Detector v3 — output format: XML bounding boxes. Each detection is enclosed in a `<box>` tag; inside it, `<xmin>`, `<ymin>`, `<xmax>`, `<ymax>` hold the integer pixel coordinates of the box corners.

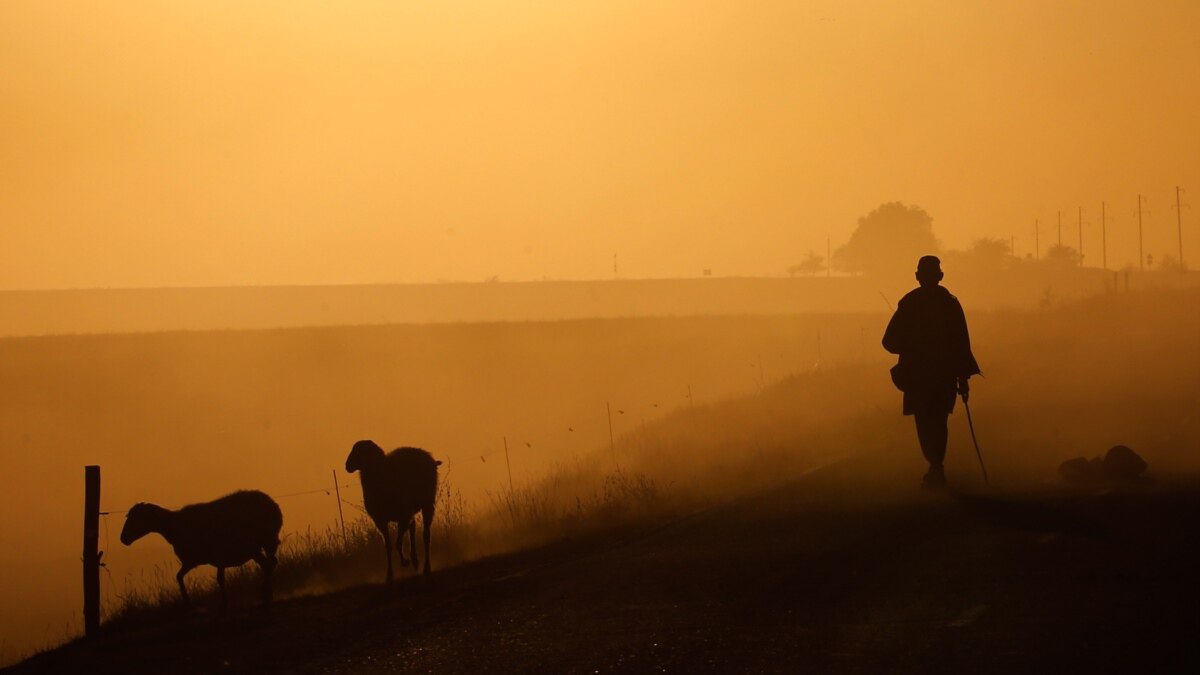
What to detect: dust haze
<box><xmin>2</xmin><ymin>0</ymin><xmax>1199</xmax><ymax>668</ymax></box>
<box><xmin>3</xmin><ymin>273</ymin><xmax>1200</xmax><ymax>660</ymax></box>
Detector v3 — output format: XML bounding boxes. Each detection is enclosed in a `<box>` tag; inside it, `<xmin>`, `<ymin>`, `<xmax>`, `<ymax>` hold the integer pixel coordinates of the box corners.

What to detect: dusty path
<box><xmin>13</xmin><ymin>458</ymin><xmax>1200</xmax><ymax>674</ymax></box>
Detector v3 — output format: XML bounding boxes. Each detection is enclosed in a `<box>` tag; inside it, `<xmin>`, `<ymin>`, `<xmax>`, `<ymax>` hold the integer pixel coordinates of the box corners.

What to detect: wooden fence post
<box><xmin>606</xmin><ymin>402</ymin><xmax>620</xmax><ymax>471</ymax></box>
<box><xmin>503</xmin><ymin>436</ymin><xmax>514</xmax><ymax>493</ymax></box>
<box><xmin>332</xmin><ymin>469</ymin><xmax>347</xmax><ymax>547</ymax></box>
<box><xmin>83</xmin><ymin>465</ymin><xmax>100</xmax><ymax>636</ymax></box>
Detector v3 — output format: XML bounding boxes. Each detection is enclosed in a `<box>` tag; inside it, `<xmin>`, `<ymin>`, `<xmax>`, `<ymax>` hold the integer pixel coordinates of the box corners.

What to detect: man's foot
<box><xmin>922</xmin><ymin>465</ymin><xmax>947</xmax><ymax>490</ymax></box>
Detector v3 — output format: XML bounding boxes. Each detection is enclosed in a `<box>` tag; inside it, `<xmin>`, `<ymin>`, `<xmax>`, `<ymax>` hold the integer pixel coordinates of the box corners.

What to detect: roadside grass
<box><xmin>100</xmin><ymin>463</ymin><xmax>677</xmax><ymax>627</ymax></box>
<box><xmin>95</xmin><ymin>360</ymin><xmax>923</xmax><ymax>628</ymax></box>
<box><xmin>98</xmin><ymin>356</ymin><xmax>883</xmax><ymax>630</ymax></box>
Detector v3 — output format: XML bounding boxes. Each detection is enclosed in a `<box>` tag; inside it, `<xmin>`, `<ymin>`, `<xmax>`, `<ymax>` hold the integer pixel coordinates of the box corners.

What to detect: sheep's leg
<box><xmin>378</xmin><ymin>521</ymin><xmax>394</xmax><ymax>584</ymax></box>
<box><xmin>396</xmin><ymin>521</ymin><xmax>411</xmax><ymax>567</ymax></box>
<box><xmin>421</xmin><ymin>505</ymin><xmax>434</xmax><ymax>577</ymax></box>
<box><xmin>216</xmin><ymin>567</ymin><xmax>227</xmax><ymax>613</ymax></box>
<box><xmin>176</xmin><ymin>565</ymin><xmax>195</xmax><ymax>609</ymax></box>
<box><xmin>256</xmin><ymin>541</ymin><xmax>278</xmax><ymax>606</ymax></box>
<box><xmin>406</xmin><ymin>518</ymin><xmax>419</xmax><ymax>571</ymax></box>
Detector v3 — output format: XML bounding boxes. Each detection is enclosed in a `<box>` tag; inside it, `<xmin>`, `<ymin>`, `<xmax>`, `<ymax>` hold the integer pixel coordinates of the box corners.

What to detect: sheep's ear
<box><xmin>435</xmin><ymin>460</ymin><xmax>443</xmax><ymax>466</ymax></box>
<box><xmin>351</xmin><ymin>439</ymin><xmax>380</xmax><ymax>454</ymax></box>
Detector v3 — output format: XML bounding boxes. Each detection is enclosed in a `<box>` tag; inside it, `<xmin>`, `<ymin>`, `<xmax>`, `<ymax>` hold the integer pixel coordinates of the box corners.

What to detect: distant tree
<box><xmin>1157</xmin><ymin>254</ymin><xmax>1187</xmax><ymax>273</ymax></box>
<box><xmin>970</xmin><ymin>237</ymin><xmax>1011</xmax><ymax>261</ymax></box>
<box><xmin>1043</xmin><ymin>244</ymin><xmax>1081</xmax><ymax>267</ymax></box>
<box><xmin>949</xmin><ymin>237</ymin><xmax>1013</xmax><ymax>272</ymax></box>
<box><xmin>834</xmin><ymin>202</ymin><xmax>938</xmax><ymax>278</ymax></box>
<box><xmin>788</xmin><ymin>250</ymin><xmax>826</xmax><ymax>277</ymax></box>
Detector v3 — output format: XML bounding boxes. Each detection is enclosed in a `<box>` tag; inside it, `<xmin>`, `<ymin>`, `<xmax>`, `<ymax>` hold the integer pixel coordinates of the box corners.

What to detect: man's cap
<box><xmin>917</xmin><ymin>255</ymin><xmax>942</xmax><ymax>274</ymax></box>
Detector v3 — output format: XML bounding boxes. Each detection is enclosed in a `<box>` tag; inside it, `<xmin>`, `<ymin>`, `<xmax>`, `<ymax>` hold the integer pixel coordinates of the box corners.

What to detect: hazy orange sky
<box><xmin>2</xmin><ymin>1</ymin><xmax>1197</xmax><ymax>289</ymax></box>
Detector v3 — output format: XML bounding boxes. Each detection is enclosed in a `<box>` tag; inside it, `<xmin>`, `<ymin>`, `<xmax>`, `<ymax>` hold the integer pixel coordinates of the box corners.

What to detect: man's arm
<box><xmin>952</xmin><ymin>299</ymin><xmax>981</xmax><ymax>378</ymax></box>
<box><xmin>952</xmin><ymin>298</ymin><xmax>979</xmax><ymax>402</ymax></box>
<box><xmin>881</xmin><ymin>303</ymin><xmax>908</xmax><ymax>355</ymax></box>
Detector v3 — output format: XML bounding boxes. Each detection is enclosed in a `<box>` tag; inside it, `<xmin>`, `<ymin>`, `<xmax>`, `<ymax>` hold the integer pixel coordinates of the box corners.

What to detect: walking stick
<box><xmin>962</xmin><ymin>396</ymin><xmax>989</xmax><ymax>484</ymax></box>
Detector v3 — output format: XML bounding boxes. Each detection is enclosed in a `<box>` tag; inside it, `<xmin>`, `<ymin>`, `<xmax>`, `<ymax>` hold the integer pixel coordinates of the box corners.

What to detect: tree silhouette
<box><xmin>834</xmin><ymin>202</ymin><xmax>938</xmax><ymax>278</ymax></box>
<box><xmin>787</xmin><ymin>250</ymin><xmax>826</xmax><ymax>277</ymax></box>
<box><xmin>1043</xmin><ymin>244</ymin><xmax>1081</xmax><ymax>267</ymax></box>
<box><xmin>969</xmin><ymin>237</ymin><xmax>1011</xmax><ymax>261</ymax></box>
<box><xmin>1157</xmin><ymin>254</ymin><xmax>1187</xmax><ymax>273</ymax></box>
<box><xmin>961</xmin><ymin>237</ymin><xmax>1012</xmax><ymax>270</ymax></box>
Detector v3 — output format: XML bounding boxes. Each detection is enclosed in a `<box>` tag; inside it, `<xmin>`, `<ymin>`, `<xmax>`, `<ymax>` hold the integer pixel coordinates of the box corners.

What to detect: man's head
<box><xmin>916</xmin><ymin>255</ymin><xmax>943</xmax><ymax>286</ymax></box>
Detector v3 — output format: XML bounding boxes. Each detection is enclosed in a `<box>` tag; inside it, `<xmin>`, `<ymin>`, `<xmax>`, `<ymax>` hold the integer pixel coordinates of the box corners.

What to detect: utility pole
<box><xmin>1078</xmin><ymin>206</ymin><xmax>1084</xmax><ymax>266</ymax></box>
<box><xmin>1101</xmin><ymin>201</ymin><xmax>1107</xmax><ymax>270</ymax></box>
<box><xmin>1035</xmin><ymin>219</ymin><xmax>1040</xmax><ymax>260</ymax></box>
<box><xmin>826</xmin><ymin>235</ymin><xmax>831</xmax><ymax>278</ymax></box>
<box><xmin>1138</xmin><ymin>194</ymin><xmax>1145</xmax><ymax>272</ymax></box>
<box><xmin>1057</xmin><ymin>210</ymin><xmax>1062</xmax><ymax>247</ymax></box>
<box><xmin>1177</xmin><ymin>185</ymin><xmax>1185</xmax><ymax>268</ymax></box>
<box><xmin>613</xmin><ymin>253</ymin><xmax>618</xmax><ymax>279</ymax></box>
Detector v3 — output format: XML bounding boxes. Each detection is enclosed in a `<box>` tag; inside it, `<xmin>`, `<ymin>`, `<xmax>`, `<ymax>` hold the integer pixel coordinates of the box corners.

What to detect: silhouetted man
<box><xmin>882</xmin><ymin>256</ymin><xmax>980</xmax><ymax>488</ymax></box>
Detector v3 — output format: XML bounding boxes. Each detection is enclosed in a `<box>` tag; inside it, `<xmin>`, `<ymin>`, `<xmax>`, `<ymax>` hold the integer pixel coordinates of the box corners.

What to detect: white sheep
<box><xmin>120</xmin><ymin>489</ymin><xmax>283</xmax><ymax>610</ymax></box>
<box><xmin>345</xmin><ymin>440</ymin><xmax>441</xmax><ymax>583</ymax></box>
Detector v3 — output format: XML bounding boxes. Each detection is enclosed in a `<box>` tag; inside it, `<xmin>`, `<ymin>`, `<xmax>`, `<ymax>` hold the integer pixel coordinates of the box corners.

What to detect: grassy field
<box><xmin>0</xmin><ymin>311</ymin><xmax>887</xmax><ymax>662</ymax></box>
<box><xmin>4</xmin><ymin>286</ymin><xmax>1200</xmax><ymax>665</ymax></box>
<box><xmin>4</xmin><ymin>266</ymin><xmax>1189</xmax><ymax>337</ymax></box>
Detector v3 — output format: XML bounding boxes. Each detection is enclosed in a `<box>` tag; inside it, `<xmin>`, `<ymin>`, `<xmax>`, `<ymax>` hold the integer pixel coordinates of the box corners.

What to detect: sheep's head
<box><xmin>120</xmin><ymin>503</ymin><xmax>164</xmax><ymax>545</ymax></box>
<box><xmin>346</xmin><ymin>439</ymin><xmax>385</xmax><ymax>473</ymax></box>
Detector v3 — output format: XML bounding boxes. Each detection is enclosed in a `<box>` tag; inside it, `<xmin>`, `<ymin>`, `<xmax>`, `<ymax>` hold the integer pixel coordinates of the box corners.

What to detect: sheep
<box><xmin>345</xmin><ymin>440</ymin><xmax>441</xmax><ymax>583</ymax></box>
<box><xmin>120</xmin><ymin>489</ymin><xmax>283</xmax><ymax>611</ymax></box>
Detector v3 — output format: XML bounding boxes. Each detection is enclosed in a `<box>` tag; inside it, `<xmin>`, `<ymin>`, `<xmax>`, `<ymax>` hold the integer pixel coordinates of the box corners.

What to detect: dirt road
<box><xmin>13</xmin><ymin>458</ymin><xmax>1200</xmax><ymax>673</ymax></box>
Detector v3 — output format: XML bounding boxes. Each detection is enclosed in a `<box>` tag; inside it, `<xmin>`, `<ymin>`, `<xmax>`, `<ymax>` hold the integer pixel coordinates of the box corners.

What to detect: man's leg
<box><xmin>914</xmin><ymin>412</ymin><xmax>949</xmax><ymax>485</ymax></box>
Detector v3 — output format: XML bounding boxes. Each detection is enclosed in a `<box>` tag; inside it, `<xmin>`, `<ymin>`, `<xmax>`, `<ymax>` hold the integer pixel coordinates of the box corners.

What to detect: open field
<box><xmin>0</xmin><ymin>311</ymin><xmax>887</xmax><ymax>660</ymax></box>
<box><xmin>5</xmin><ymin>269</ymin><xmax>1196</xmax><ymax>337</ymax></box>
<box><xmin>3</xmin><ymin>286</ymin><xmax>1200</xmax><ymax>667</ymax></box>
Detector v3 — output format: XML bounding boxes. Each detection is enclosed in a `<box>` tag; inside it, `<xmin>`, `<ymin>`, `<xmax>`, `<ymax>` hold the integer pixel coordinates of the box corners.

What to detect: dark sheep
<box><xmin>345</xmin><ymin>440</ymin><xmax>441</xmax><ymax>583</ymax></box>
<box><xmin>1059</xmin><ymin>445</ymin><xmax>1151</xmax><ymax>486</ymax></box>
<box><xmin>120</xmin><ymin>490</ymin><xmax>283</xmax><ymax>610</ymax></box>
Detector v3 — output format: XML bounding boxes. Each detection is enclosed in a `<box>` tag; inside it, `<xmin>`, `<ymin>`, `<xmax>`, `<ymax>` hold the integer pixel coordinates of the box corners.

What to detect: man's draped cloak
<box><xmin>883</xmin><ymin>285</ymin><xmax>981</xmax><ymax>416</ymax></box>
